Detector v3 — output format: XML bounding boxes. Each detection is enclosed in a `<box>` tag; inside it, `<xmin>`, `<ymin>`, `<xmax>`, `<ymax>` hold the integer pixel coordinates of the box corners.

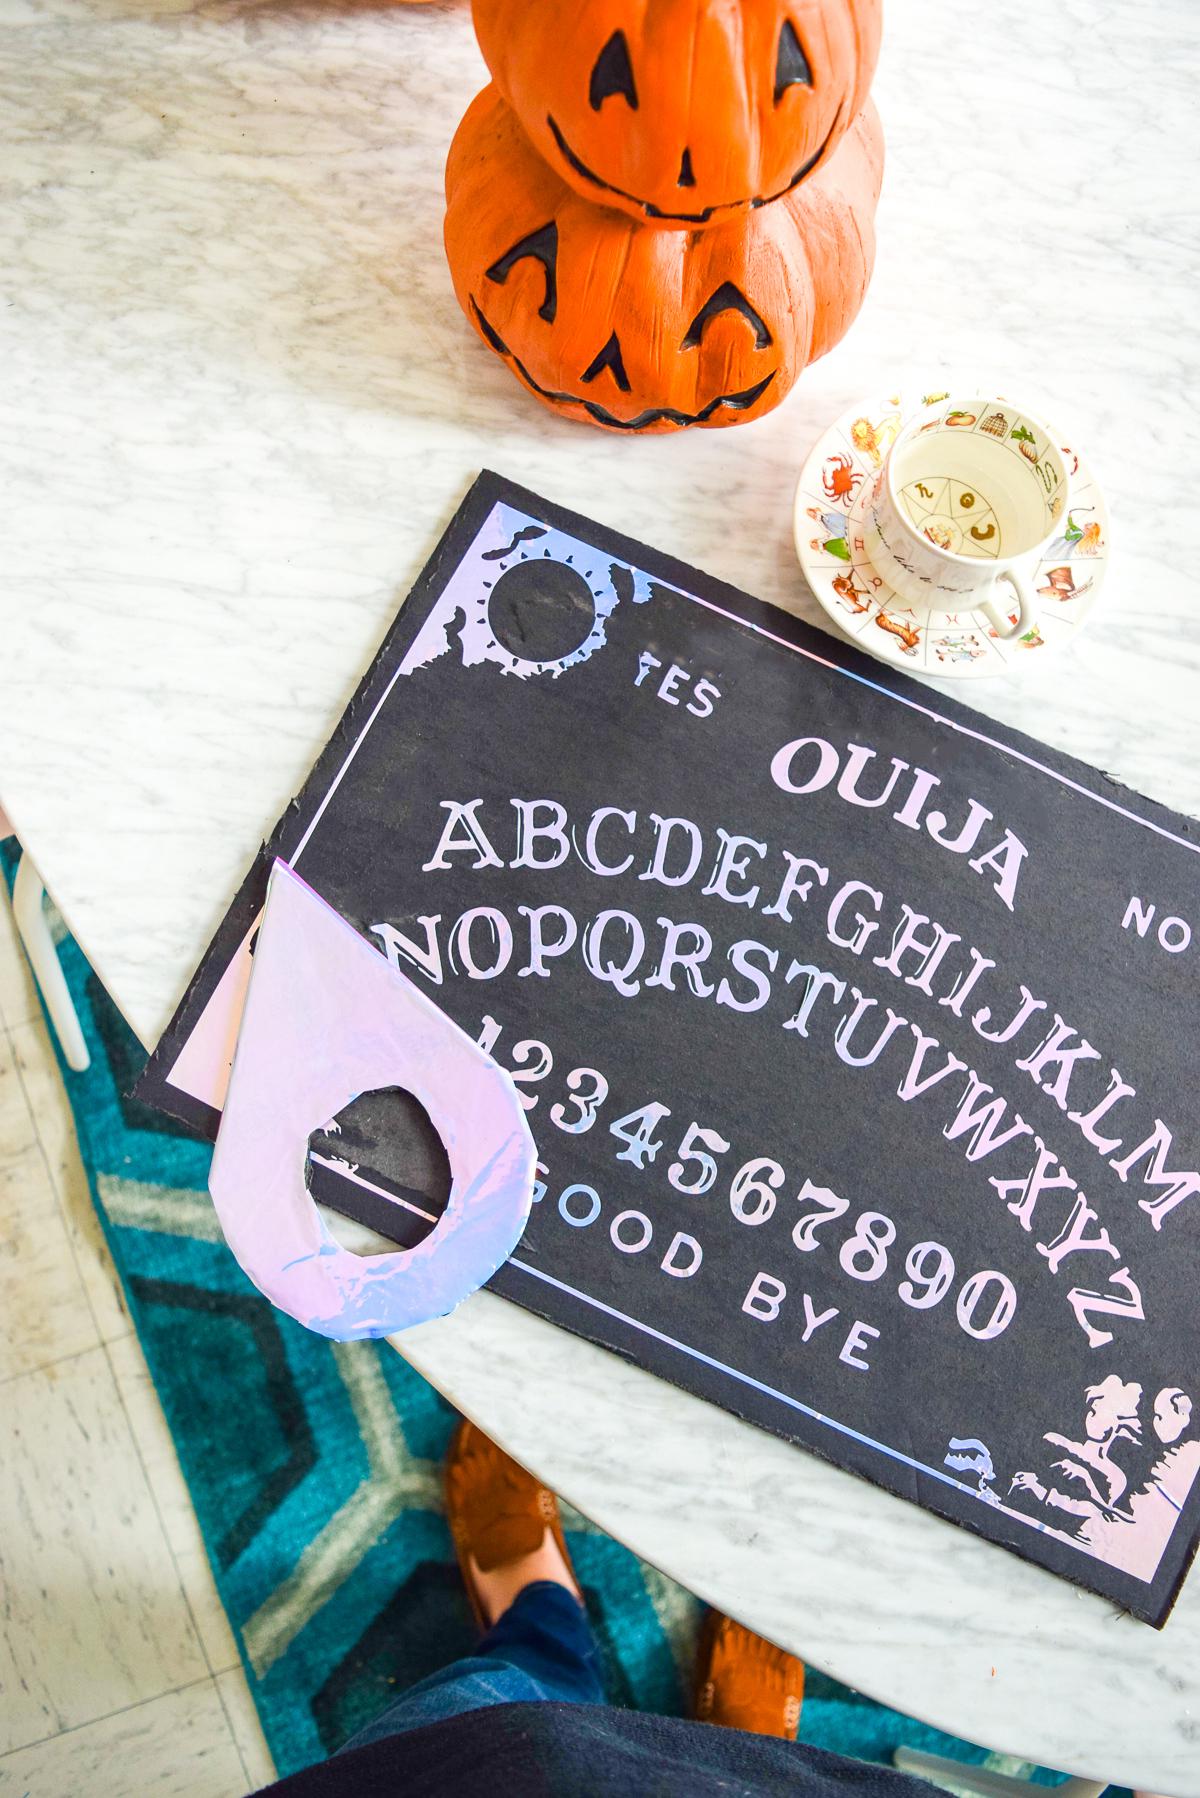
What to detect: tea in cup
<box><xmin>863</xmin><ymin>399</ymin><xmax>1069</xmax><ymax>639</ymax></box>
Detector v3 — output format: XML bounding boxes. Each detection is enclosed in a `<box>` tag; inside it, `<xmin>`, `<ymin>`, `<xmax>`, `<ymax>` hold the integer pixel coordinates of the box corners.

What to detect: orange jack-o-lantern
<box><xmin>471</xmin><ymin>0</ymin><xmax>882</xmax><ymax>227</ymax></box>
<box><xmin>444</xmin><ymin>85</ymin><xmax>883</xmax><ymax>432</ymax></box>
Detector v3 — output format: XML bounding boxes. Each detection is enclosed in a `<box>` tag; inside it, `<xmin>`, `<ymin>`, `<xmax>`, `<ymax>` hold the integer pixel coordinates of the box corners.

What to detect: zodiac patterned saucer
<box><xmin>793</xmin><ymin>387</ymin><xmax>1110</xmax><ymax>679</ymax></box>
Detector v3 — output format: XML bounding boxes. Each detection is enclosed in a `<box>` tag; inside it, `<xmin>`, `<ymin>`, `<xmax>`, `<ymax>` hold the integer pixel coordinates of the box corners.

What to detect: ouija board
<box><xmin>138</xmin><ymin>470</ymin><xmax>1200</xmax><ymax>1626</ymax></box>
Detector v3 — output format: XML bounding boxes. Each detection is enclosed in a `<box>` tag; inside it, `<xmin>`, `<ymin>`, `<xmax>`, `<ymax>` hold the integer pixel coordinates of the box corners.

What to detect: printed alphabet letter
<box><xmin>837</xmin><ymin>743</ymin><xmax>911</xmax><ymax>809</ymax></box>
<box><xmin>968</xmin><ymin>830</ymin><xmax>1029</xmax><ymax>912</ymax></box>
<box><xmin>782</xmin><ymin>964</ymin><xmax>846</xmax><ymax>1038</ymax></box>
<box><xmin>639</xmin><ymin>815</ymin><xmax>704</xmax><ymax>888</ymax></box>
<box><xmin>973</xmin><ymin>984</ymin><xmax>1047</xmax><ymax>1044</ymax></box>
<box><xmin>716</xmin><ymin>941</ymin><xmax>778</xmax><ymax>1014</ymax></box>
<box><xmin>582</xmin><ymin>910</ymin><xmax>646</xmax><ymax>997</ymax></box>
<box><xmin>826</xmin><ymin>880</ymin><xmax>884</xmax><ymax>955</ymax></box>
<box><xmin>422</xmin><ymin>799</ymin><xmax>504</xmax><ymax>871</ymax></box>
<box><xmin>770</xmin><ymin>738</ymin><xmax>840</xmax><ymax>795</ymax></box>
<box><xmin>761</xmin><ymin>852</ymin><xmax>829</xmax><ymax>923</ymax></box>
<box><xmin>939</xmin><ymin>947</ymin><xmax>997</xmax><ymax>1017</ymax></box>
<box><xmin>578</xmin><ymin>807</ymin><xmax>637</xmax><ymax>877</ymax></box>
<box><xmin>370</xmin><ymin>918</ymin><xmax>443</xmax><ymax>986</ymax></box>
<box><xmin>834</xmin><ymin>991</ymin><xmax>909</xmax><ymax>1068</ymax></box>
<box><xmin>944</xmin><ymin>1073</ymin><xmax>1034</xmax><ymax>1163</ymax></box>
<box><xmin>657</xmin><ymin>665</ymin><xmax>691</xmax><ymax>705</ymax></box>
<box><xmin>1110</xmin><ymin>1121</ymin><xmax>1200</xmax><ymax>1230</ymax></box>
<box><xmin>988</xmin><ymin>1138</ymin><xmax>1076</xmax><ymax>1230</ymax></box>
<box><xmin>743</xmin><ymin>1272</ymin><xmax>787</xmax><ymax>1321</ymax></box>
<box><xmin>925</xmin><ymin>798</ymin><xmax>993</xmax><ymax>855</ymax></box>
<box><xmin>517</xmin><ymin>905</ymin><xmax>578</xmax><ymax>977</ymax></box>
<box><xmin>1068</xmin><ymin>1068</ymin><xmax>1137</xmax><ymax>1156</ymax></box>
<box><xmin>896</xmin><ymin>1025</ymin><xmax>968</xmax><ymax>1103</ymax></box>
<box><xmin>801</xmin><ymin>1294</ymin><xmax>839</xmax><ymax>1343</ymax></box>
<box><xmin>686</xmin><ymin>680</ymin><xmax>721</xmax><ymax>718</ymax></box>
<box><xmin>510</xmin><ymin>799</ymin><xmax>571</xmax><ymax>870</ymax></box>
<box><xmin>1015</xmin><ymin>1015</ymin><xmax>1101</xmax><ymax>1110</ymax></box>
<box><xmin>449</xmin><ymin>908</ymin><xmax>514</xmax><ymax>980</ymax></box>
<box><xmin>1121</xmin><ymin>897</ymin><xmax>1155</xmax><ymax>937</ymax></box>
<box><xmin>892</xmin><ymin>767</ymin><xmax>942</xmax><ymax>831</ymax></box>
<box><xmin>1036</xmin><ymin>1192</ymin><xmax>1120</xmax><ymax>1276</ymax></box>
<box><xmin>701</xmin><ymin>829</ymin><xmax>768</xmax><ymax>907</ymax></box>
<box><xmin>1066</xmin><ymin>1269</ymin><xmax>1145</xmax><ymax>1349</ymax></box>
<box><xmin>661</xmin><ymin>1232</ymin><xmax>703</xmax><ymax>1278</ymax></box>
<box><xmin>646</xmin><ymin>919</ymin><xmax>716</xmax><ymax>998</ymax></box>
<box><xmin>839</xmin><ymin>1321</ymin><xmax>880</xmax><ymax>1370</ymax></box>
<box><xmin>872</xmin><ymin>904</ymin><xmax>962</xmax><ymax>995</ymax></box>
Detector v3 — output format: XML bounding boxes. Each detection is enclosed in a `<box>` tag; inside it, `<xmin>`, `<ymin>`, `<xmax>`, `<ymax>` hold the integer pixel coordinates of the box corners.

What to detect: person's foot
<box><xmin>445</xmin><ymin>1418</ymin><xmax>583</xmax><ymax>1628</ymax></box>
<box><xmin>694</xmin><ymin>1612</ymin><xmax>805</xmax><ymax>1740</ymax></box>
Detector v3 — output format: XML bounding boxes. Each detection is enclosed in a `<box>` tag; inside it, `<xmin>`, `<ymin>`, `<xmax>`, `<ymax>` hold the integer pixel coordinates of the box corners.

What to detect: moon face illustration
<box><xmin>400</xmin><ymin>502</ymin><xmax>668</xmax><ymax>683</ymax></box>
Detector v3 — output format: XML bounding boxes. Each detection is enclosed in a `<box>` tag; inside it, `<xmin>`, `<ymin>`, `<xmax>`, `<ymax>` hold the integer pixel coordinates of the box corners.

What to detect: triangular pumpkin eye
<box><xmin>682</xmin><ymin>282</ymin><xmax>773</xmax><ymax>351</ymax></box>
<box><xmin>774</xmin><ymin>19</ymin><xmax>813</xmax><ymax>102</ymax></box>
<box><xmin>590</xmin><ymin>31</ymin><xmax>639</xmax><ymax>111</ymax></box>
<box><xmin>485</xmin><ymin>221</ymin><xmax>559</xmax><ymax>323</ymax></box>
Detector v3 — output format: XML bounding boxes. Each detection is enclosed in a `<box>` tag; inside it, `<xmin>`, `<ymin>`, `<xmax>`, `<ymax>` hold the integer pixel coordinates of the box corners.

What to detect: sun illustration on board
<box><xmin>400</xmin><ymin>503</ymin><xmax>675</xmax><ymax>683</ymax></box>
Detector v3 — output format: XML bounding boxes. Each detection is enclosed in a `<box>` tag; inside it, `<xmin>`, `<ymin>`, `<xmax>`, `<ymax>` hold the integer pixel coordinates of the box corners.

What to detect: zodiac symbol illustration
<box><xmin>1037</xmin><ymin>565</ymin><xmax>1093</xmax><ymax>603</ymax></box>
<box><xmin>832</xmin><ymin>573</ymin><xmax>872</xmax><ymax>615</ymax></box>
<box><xmin>932</xmin><ymin>633</ymin><xmax>986</xmax><ymax>664</ymax></box>
<box><xmin>807</xmin><ymin>507</ymin><xmax>850</xmax><ymax>562</ymax></box>
<box><xmin>1011</xmin><ymin>424</ymin><xmax>1039</xmax><ymax>463</ymax></box>
<box><xmin>970</xmin><ymin>522</ymin><xmax>995</xmax><ymax>541</ymax></box>
<box><xmin>822</xmin><ymin>452</ymin><xmax>861</xmax><ymax>505</ymax></box>
<box><xmin>875</xmin><ymin>612</ymin><xmax>921</xmax><ymax>654</ymax></box>
<box><xmin>1044</xmin><ymin>512</ymin><xmax>1103</xmax><ymax>560</ymax></box>
<box><xmin>851</xmin><ymin>412</ymin><xmax>901</xmax><ymax>466</ymax></box>
<box><xmin>915</xmin><ymin>482</ymin><xmax>933</xmax><ymax>500</ymax></box>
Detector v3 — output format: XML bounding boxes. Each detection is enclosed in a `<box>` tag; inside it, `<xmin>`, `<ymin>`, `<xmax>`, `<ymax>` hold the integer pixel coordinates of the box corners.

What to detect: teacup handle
<box><xmin>981</xmin><ymin>566</ymin><xmax>1038</xmax><ymax>641</ymax></box>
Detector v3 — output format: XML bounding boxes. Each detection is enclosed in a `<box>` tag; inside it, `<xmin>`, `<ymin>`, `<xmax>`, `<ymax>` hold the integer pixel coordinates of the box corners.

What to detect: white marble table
<box><xmin>2</xmin><ymin>0</ymin><xmax>1199</xmax><ymax>1788</ymax></box>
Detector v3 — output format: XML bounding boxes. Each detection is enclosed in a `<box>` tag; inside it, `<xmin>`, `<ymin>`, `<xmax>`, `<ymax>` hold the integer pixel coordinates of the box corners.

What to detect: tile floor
<box><xmin>0</xmin><ymin>877</ymin><xmax>277</xmax><ymax>1796</ymax></box>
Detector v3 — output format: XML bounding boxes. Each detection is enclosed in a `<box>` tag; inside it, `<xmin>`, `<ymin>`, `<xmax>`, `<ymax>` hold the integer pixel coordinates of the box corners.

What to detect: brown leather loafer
<box><xmin>694</xmin><ymin>1611</ymin><xmax>805</xmax><ymax>1740</ymax></box>
<box><xmin>445</xmin><ymin>1417</ymin><xmax>578</xmax><ymax>1629</ymax></box>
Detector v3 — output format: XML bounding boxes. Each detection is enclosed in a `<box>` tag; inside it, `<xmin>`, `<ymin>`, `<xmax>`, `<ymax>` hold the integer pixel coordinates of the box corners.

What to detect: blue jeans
<box><xmin>339</xmin><ymin>1581</ymin><xmax>606</xmax><ymax>1752</ymax></box>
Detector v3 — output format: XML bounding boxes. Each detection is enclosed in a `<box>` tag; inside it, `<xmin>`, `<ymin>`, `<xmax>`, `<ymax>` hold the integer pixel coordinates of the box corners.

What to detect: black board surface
<box><xmin>138</xmin><ymin>471</ymin><xmax>1200</xmax><ymax>1626</ymax></box>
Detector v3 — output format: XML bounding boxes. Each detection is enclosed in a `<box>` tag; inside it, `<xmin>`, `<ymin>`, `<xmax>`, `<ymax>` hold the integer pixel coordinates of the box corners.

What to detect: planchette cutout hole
<box><xmin>487</xmin><ymin>557</ymin><xmax>597</xmax><ymax>663</ymax></box>
<box><xmin>307</xmin><ymin>1085</ymin><xmax>452</xmax><ymax>1258</ymax></box>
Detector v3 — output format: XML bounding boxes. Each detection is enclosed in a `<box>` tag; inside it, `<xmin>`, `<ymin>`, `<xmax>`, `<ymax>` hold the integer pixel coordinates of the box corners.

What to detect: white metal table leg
<box><xmin>894</xmin><ymin>1749</ymin><xmax>1107</xmax><ymax>1798</ymax></box>
<box><xmin>12</xmin><ymin>851</ymin><xmax>91</xmax><ymax>1071</ymax></box>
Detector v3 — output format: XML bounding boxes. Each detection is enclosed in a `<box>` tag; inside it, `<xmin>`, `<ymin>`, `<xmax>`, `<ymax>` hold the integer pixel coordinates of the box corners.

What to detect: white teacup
<box><xmin>862</xmin><ymin>397</ymin><xmax>1069</xmax><ymax>640</ymax></box>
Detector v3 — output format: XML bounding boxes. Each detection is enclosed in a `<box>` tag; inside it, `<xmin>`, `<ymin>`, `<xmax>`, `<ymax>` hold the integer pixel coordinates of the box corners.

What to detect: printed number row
<box><xmin>544</xmin><ymin>1178</ymin><xmax>1016</xmax><ymax>1342</ymax></box>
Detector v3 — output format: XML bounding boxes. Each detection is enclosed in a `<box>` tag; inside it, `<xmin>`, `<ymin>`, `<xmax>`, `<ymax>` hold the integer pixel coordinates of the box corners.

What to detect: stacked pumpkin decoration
<box><xmin>444</xmin><ymin>0</ymin><xmax>884</xmax><ymax>434</ymax></box>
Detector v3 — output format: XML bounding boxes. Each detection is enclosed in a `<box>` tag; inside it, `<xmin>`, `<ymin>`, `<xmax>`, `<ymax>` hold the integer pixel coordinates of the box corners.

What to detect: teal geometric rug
<box><xmin>2</xmin><ymin>837</ymin><xmax>1076</xmax><ymax>1786</ymax></box>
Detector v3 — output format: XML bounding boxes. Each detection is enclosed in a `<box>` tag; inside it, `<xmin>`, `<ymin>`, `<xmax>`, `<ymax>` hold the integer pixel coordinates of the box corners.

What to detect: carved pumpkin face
<box><xmin>472</xmin><ymin>0</ymin><xmax>882</xmax><ymax>227</ymax></box>
<box><xmin>444</xmin><ymin>86</ymin><xmax>883</xmax><ymax>432</ymax></box>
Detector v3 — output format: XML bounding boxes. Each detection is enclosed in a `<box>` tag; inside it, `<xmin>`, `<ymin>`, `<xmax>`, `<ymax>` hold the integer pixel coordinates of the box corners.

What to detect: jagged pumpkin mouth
<box><xmin>545</xmin><ymin>105</ymin><xmax>843</xmax><ymax>223</ymax></box>
<box><xmin>469</xmin><ymin>298</ymin><xmax>777</xmax><ymax>431</ymax></box>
